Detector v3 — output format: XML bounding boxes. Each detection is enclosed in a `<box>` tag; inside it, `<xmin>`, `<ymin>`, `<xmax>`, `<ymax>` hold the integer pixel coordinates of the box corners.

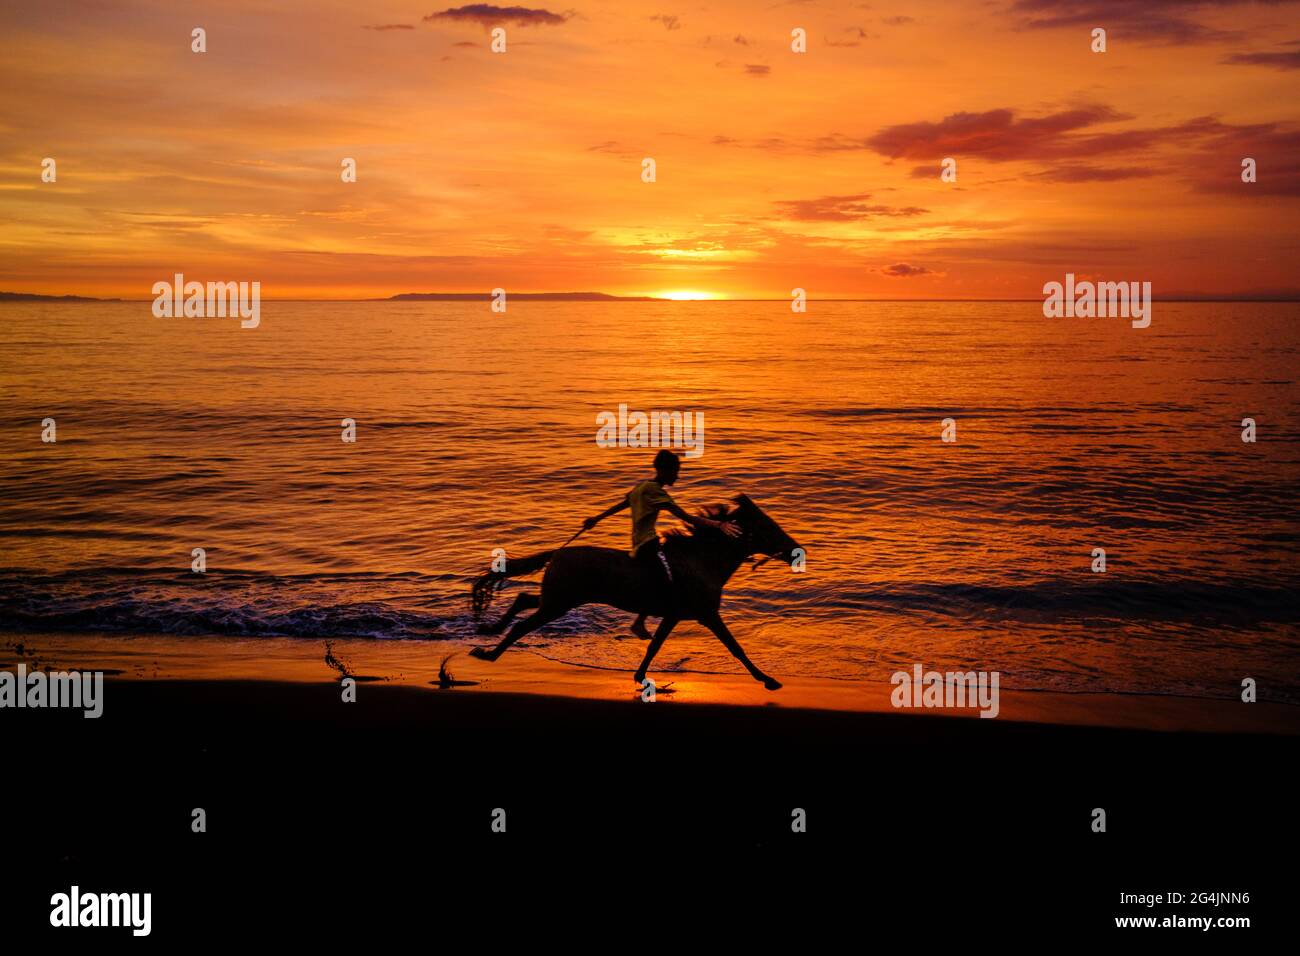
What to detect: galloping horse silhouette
<box><xmin>469</xmin><ymin>495</ymin><xmax>803</xmax><ymax>690</ymax></box>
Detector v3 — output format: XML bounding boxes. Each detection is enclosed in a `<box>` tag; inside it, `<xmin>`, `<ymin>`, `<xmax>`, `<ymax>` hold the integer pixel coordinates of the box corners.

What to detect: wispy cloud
<box><xmin>775</xmin><ymin>195</ymin><xmax>928</xmax><ymax>221</ymax></box>
<box><xmin>826</xmin><ymin>25</ymin><xmax>871</xmax><ymax>46</ymax></box>
<box><xmin>1031</xmin><ymin>164</ymin><xmax>1157</xmax><ymax>182</ymax></box>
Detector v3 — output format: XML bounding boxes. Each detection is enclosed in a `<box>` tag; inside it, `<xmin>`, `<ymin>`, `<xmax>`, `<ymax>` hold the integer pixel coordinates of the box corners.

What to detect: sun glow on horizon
<box><xmin>657</xmin><ymin>290</ymin><xmax>720</xmax><ymax>301</ymax></box>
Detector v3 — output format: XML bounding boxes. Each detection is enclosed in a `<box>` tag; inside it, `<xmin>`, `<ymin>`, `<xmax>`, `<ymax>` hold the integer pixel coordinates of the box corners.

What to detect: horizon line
<box><xmin>6</xmin><ymin>291</ymin><xmax>1300</xmax><ymax>304</ymax></box>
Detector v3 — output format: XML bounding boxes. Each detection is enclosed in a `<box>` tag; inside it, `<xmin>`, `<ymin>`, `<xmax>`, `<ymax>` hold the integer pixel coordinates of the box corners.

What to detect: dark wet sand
<box><xmin>6</xmin><ymin>635</ymin><xmax>1297</xmax><ymax>940</ymax></box>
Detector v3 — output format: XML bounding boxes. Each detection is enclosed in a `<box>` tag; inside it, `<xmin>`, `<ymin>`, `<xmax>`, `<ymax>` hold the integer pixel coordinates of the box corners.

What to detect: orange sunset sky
<box><xmin>1</xmin><ymin>0</ymin><xmax>1298</xmax><ymax>300</ymax></box>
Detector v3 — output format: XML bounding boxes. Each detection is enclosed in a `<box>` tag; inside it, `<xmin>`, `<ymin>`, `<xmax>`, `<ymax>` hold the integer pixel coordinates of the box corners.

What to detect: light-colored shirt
<box><xmin>627</xmin><ymin>480</ymin><xmax>676</xmax><ymax>555</ymax></box>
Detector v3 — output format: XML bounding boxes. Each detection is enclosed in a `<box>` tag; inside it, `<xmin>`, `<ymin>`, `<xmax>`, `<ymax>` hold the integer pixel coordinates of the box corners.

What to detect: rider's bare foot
<box><xmin>630</xmin><ymin>620</ymin><xmax>652</xmax><ymax>640</ymax></box>
<box><xmin>633</xmin><ymin>671</ymin><xmax>646</xmax><ymax>685</ymax></box>
<box><xmin>761</xmin><ymin>676</ymin><xmax>782</xmax><ymax>691</ymax></box>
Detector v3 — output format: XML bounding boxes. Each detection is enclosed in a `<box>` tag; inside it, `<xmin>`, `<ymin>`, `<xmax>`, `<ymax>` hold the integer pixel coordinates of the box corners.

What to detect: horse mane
<box><xmin>662</xmin><ymin>497</ymin><xmax>744</xmax><ymax>543</ymax></box>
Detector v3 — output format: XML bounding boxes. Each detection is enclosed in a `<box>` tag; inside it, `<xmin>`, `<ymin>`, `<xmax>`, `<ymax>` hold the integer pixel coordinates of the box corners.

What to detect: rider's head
<box><xmin>653</xmin><ymin>449</ymin><xmax>681</xmax><ymax>485</ymax></box>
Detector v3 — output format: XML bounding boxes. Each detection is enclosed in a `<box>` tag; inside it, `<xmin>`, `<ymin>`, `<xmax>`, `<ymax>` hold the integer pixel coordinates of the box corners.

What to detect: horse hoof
<box><xmin>762</xmin><ymin>677</ymin><xmax>782</xmax><ymax>691</ymax></box>
<box><xmin>468</xmin><ymin>647</ymin><xmax>492</xmax><ymax>661</ymax></box>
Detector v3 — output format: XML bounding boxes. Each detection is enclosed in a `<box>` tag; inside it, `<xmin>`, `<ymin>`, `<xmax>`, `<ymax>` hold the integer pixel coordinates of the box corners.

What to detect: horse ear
<box><xmin>735</xmin><ymin>494</ymin><xmax>755</xmax><ymax>510</ymax></box>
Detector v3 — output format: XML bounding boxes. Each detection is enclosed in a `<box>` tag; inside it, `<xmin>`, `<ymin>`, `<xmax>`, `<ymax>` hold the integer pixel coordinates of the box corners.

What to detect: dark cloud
<box><xmin>650</xmin><ymin>14</ymin><xmax>681</xmax><ymax>30</ymax></box>
<box><xmin>882</xmin><ymin>263</ymin><xmax>934</xmax><ymax>277</ymax></box>
<box><xmin>1006</xmin><ymin>0</ymin><xmax>1300</xmax><ymax>45</ymax></box>
<box><xmin>881</xmin><ymin>16</ymin><xmax>915</xmax><ymax>25</ymax></box>
<box><xmin>363</xmin><ymin>24</ymin><xmax>416</xmax><ymax>31</ymax></box>
<box><xmin>744</xmin><ymin>64</ymin><xmax>772</xmax><ymax>76</ymax></box>
<box><xmin>1185</xmin><ymin>120</ymin><xmax>1300</xmax><ymax>196</ymax></box>
<box><xmin>702</xmin><ymin>110</ymin><xmax>1298</xmax><ymax>199</ymax></box>
<box><xmin>1224</xmin><ymin>45</ymin><xmax>1300</xmax><ymax>68</ymax></box>
<box><xmin>864</xmin><ymin>106</ymin><xmax>1163</xmax><ymax>161</ymax></box>
<box><xmin>879</xmin><ymin>109</ymin><xmax>1299</xmax><ymax>195</ymax></box>
<box><xmin>775</xmin><ymin>194</ymin><xmax>928</xmax><ymax>221</ymax></box>
<box><xmin>425</xmin><ymin>5</ymin><xmax>571</xmax><ymax>28</ymax></box>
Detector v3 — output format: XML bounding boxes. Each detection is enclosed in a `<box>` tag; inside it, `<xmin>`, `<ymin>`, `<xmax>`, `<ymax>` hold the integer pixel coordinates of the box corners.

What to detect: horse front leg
<box><xmin>701</xmin><ymin>613</ymin><xmax>782</xmax><ymax>690</ymax></box>
<box><xmin>633</xmin><ymin>616</ymin><xmax>678</xmax><ymax>685</ymax></box>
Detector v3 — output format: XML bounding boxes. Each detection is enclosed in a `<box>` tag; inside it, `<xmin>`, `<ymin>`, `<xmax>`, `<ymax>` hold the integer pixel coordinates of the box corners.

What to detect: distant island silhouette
<box><xmin>0</xmin><ymin>291</ymin><xmax>122</xmax><ymax>302</ymax></box>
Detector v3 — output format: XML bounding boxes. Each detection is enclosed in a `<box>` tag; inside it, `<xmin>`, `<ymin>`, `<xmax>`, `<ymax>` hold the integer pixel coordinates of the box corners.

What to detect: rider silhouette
<box><xmin>583</xmin><ymin>449</ymin><xmax>740</xmax><ymax>635</ymax></box>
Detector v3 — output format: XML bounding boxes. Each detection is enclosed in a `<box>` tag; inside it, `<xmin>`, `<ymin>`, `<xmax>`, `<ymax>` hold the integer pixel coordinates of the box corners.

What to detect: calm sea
<box><xmin>2</xmin><ymin>300</ymin><xmax>1298</xmax><ymax>701</ymax></box>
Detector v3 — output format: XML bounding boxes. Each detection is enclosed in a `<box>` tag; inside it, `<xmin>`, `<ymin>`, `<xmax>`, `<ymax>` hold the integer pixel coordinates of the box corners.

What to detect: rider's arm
<box><xmin>665</xmin><ymin>502</ymin><xmax>741</xmax><ymax>537</ymax></box>
<box><xmin>584</xmin><ymin>495</ymin><xmax>630</xmax><ymax>529</ymax></box>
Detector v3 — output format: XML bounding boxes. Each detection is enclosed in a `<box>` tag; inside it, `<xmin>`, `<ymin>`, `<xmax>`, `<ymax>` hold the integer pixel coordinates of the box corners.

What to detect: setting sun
<box><xmin>658</xmin><ymin>290</ymin><xmax>720</xmax><ymax>301</ymax></box>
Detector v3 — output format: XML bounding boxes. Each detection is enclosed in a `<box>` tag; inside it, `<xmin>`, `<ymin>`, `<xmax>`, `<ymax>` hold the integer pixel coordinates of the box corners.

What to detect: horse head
<box><xmin>731</xmin><ymin>494</ymin><xmax>803</xmax><ymax>566</ymax></box>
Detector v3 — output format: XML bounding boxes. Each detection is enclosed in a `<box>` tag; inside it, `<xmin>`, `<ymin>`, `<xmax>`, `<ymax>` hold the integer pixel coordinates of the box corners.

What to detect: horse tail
<box><xmin>470</xmin><ymin>549</ymin><xmax>556</xmax><ymax>620</ymax></box>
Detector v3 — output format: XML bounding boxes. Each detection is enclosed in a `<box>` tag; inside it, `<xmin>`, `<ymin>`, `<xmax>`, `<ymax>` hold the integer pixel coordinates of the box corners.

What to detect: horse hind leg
<box><xmin>477</xmin><ymin>591</ymin><xmax>540</xmax><ymax>635</ymax></box>
<box><xmin>470</xmin><ymin>601</ymin><xmax>570</xmax><ymax>661</ymax></box>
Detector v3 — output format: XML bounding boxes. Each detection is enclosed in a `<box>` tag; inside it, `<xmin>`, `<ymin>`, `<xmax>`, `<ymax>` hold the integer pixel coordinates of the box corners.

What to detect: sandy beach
<box><xmin>8</xmin><ymin>632</ymin><xmax>1296</xmax><ymax>940</ymax></box>
<box><xmin>7</xmin><ymin>631</ymin><xmax>1298</xmax><ymax>736</ymax></box>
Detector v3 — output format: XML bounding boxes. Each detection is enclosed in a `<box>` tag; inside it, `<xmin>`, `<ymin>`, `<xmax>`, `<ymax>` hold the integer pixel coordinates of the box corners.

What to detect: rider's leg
<box><xmin>631</xmin><ymin>541</ymin><xmax>672</xmax><ymax>636</ymax></box>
